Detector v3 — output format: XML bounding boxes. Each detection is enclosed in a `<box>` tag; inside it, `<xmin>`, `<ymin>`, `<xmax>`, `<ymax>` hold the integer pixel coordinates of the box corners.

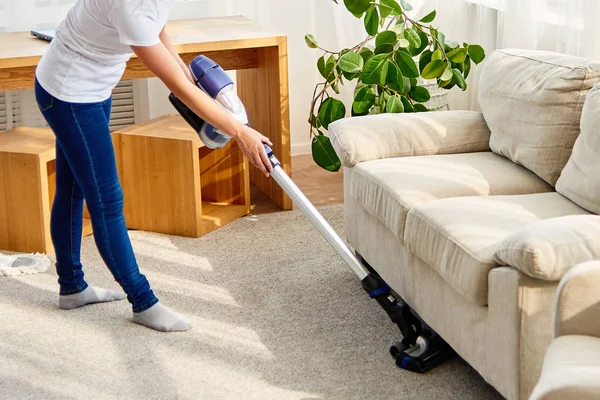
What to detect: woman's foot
<box><xmin>132</xmin><ymin>302</ymin><xmax>192</xmax><ymax>332</ymax></box>
<box><xmin>59</xmin><ymin>286</ymin><xmax>126</xmax><ymax>310</ymax></box>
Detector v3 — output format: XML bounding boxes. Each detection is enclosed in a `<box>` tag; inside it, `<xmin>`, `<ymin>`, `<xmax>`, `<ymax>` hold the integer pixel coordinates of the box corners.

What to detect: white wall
<box><xmin>146</xmin><ymin>0</ymin><xmax>364</xmax><ymax>155</ymax></box>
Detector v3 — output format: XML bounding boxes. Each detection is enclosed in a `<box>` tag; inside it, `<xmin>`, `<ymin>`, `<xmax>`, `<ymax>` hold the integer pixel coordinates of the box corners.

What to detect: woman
<box><xmin>35</xmin><ymin>0</ymin><xmax>274</xmax><ymax>332</ymax></box>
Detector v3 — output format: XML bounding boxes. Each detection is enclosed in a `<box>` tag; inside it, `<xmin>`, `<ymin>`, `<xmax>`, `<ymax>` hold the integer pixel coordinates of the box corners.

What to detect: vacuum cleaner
<box><xmin>169</xmin><ymin>55</ymin><xmax>455</xmax><ymax>373</ymax></box>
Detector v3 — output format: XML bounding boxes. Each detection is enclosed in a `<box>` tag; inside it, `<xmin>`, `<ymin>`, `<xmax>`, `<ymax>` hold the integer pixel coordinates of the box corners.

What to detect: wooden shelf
<box><xmin>113</xmin><ymin>115</ymin><xmax>251</xmax><ymax>238</ymax></box>
<box><xmin>201</xmin><ymin>203</ymin><xmax>250</xmax><ymax>234</ymax></box>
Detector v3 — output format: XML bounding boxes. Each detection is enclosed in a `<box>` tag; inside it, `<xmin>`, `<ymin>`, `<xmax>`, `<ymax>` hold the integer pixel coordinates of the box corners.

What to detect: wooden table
<box><xmin>0</xmin><ymin>16</ymin><xmax>292</xmax><ymax>211</ymax></box>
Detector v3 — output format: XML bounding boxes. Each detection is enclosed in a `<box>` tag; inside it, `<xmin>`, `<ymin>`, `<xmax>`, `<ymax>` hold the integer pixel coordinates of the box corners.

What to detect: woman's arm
<box><xmin>130</xmin><ymin>42</ymin><xmax>274</xmax><ymax>177</ymax></box>
<box><xmin>159</xmin><ymin>28</ymin><xmax>195</xmax><ymax>84</ymax></box>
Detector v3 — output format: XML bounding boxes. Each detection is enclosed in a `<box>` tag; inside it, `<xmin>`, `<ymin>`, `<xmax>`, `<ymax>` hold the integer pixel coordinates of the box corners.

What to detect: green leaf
<box><xmin>318</xmin><ymin>98</ymin><xmax>346</xmax><ymax>129</ymax></box>
<box><xmin>332</xmin><ymin>81</ymin><xmax>341</xmax><ymax>94</ymax></box>
<box><xmin>375</xmin><ymin>44</ymin><xmax>394</xmax><ymax>55</ymax></box>
<box><xmin>395</xmin><ymin>51</ymin><xmax>419</xmax><ymax>78</ymax></box>
<box><xmin>440</xmin><ymin>65</ymin><xmax>454</xmax><ymax>81</ymax></box>
<box><xmin>387</xmin><ymin>61</ymin><xmax>401</xmax><ymax>83</ymax></box>
<box><xmin>312</xmin><ymin>135</ymin><xmax>341</xmax><ymax>172</ymax></box>
<box><xmin>400</xmin><ymin>0</ymin><xmax>413</xmax><ymax>11</ymax></box>
<box><xmin>377</xmin><ymin>95</ymin><xmax>386</xmax><ymax>111</ymax></box>
<box><xmin>447</xmin><ymin>47</ymin><xmax>468</xmax><ymax>63</ymax></box>
<box><xmin>402</xmin><ymin>76</ymin><xmax>411</xmax><ymax>95</ymax></box>
<box><xmin>440</xmin><ymin>78</ymin><xmax>453</xmax><ymax>88</ymax></box>
<box><xmin>361</xmin><ymin>53</ymin><xmax>389</xmax><ymax>84</ymax></box>
<box><xmin>387</xmin><ymin>63</ymin><xmax>404</xmax><ymax>93</ymax></box>
<box><xmin>379</xmin><ymin>61</ymin><xmax>390</xmax><ymax>86</ymax></box>
<box><xmin>397</xmin><ymin>38</ymin><xmax>410</xmax><ymax>48</ymax></box>
<box><xmin>410</xmin><ymin>29</ymin><xmax>429</xmax><ymax>56</ymax></box>
<box><xmin>317</xmin><ymin>56</ymin><xmax>326</xmax><ymax>79</ymax></box>
<box><xmin>305</xmin><ymin>34</ymin><xmax>319</xmax><ymax>49</ymax></box>
<box><xmin>432</xmin><ymin>49</ymin><xmax>443</xmax><ymax>60</ymax></box>
<box><xmin>437</xmin><ymin>31</ymin><xmax>446</xmax><ymax>50</ymax></box>
<box><xmin>414</xmin><ymin>103</ymin><xmax>429</xmax><ymax>112</ymax></box>
<box><xmin>422</xmin><ymin>59</ymin><xmax>446</xmax><ymax>79</ymax></box>
<box><xmin>468</xmin><ymin>44</ymin><xmax>486</xmax><ymax>64</ymax></box>
<box><xmin>339</xmin><ymin>52</ymin><xmax>364</xmax><ymax>73</ymax></box>
<box><xmin>386</xmin><ymin>95</ymin><xmax>405</xmax><ymax>113</ymax></box>
<box><xmin>410</xmin><ymin>86</ymin><xmax>431</xmax><ymax>102</ymax></box>
<box><xmin>360</xmin><ymin>48</ymin><xmax>374</xmax><ymax>63</ymax></box>
<box><xmin>401</xmin><ymin>96</ymin><xmax>414</xmax><ymax>112</ymax></box>
<box><xmin>376</xmin><ymin>30</ymin><xmax>398</xmax><ymax>47</ymax></box>
<box><xmin>364</xmin><ymin>6</ymin><xmax>380</xmax><ymax>36</ymax></box>
<box><xmin>343</xmin><ymin>71</ymin><xmax>358</xmax><ymax>80</ymax></box>
<box><xmin>464</xmin><ymin>55</ymin><xmax>472</xmax><ymax>79</ymax></box>
<box><xmin>404</xmin><ymin>28</ymin><xmax>421</xmax><ymax>49</ymax></box>
<box><xmin>368</xmin><ymin>106</ymin><xmax>382</xmax><ymax>115</ymax></box>
<box><xmin>324</xmin><ymin>55</ymin><xmax>336</xmax><ymax>81</ymax></box>
<box><xmin>419</xmin><ymin>10</ymin><xmax>436</xmax><ymax>23</ymax></box>
<box><xmin>343</xmin><ymin>0</ymin><xmax>371</xmax><ymax>15</ymax></box>
<box><xmin>419</xmin><ymin>50</ymin><xmax>433</xmax><ymax>73</ymax></box>
<box><xmin>453</xmin><ymin>68</ymin><xmax>467</xmax><ymax>90</ymax></box>
<box><xmin>380</xmin><ymin>0</ymin><xmax>403</xmax><ymax>16</ymax></box>
<box><xmin>391</xmin><ymin>22</ymin><xmax>405</xmax><ymax>35</ymax></box>
<box><xmin>353</xmin><ymin>86</ymin><xmax>376</xmax><ymax>114</ymax></box>
<box><xmin>309</xmin><ymin>113</ymin><xmax>321</xmax><ymax>128</ymax></box>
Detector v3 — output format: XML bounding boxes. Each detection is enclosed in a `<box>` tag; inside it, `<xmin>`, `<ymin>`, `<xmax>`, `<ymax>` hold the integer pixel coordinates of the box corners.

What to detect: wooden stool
<box><xmin>0</xmin><ymin>127</ymin><xmax>93</xmax><ymax>254</ymax></box>
<box><xmin>112</xmin><ymin>115</ymin><xmax>251</xmax><ymax>237</ymax></box>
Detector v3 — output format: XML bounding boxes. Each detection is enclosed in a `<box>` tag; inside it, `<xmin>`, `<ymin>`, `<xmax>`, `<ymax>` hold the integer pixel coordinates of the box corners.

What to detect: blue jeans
<box><xmin>35</xmin><ymin>78</ymin><xmax>159</xmax><ymax>313</ymax></box>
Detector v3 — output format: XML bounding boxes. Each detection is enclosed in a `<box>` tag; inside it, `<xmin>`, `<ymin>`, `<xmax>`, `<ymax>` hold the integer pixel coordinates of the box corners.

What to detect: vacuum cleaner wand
<box><xmin>169</xmin><ymin>55</ymin><xmax>455</xmax><ymax>373</ymax></box>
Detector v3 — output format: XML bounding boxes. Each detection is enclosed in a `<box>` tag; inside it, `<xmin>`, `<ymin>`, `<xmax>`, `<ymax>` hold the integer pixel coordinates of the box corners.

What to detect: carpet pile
<box><xmin>0</xmin><ymin>205</ymin><xmax>502</xmax><ymax>399</ymax></box>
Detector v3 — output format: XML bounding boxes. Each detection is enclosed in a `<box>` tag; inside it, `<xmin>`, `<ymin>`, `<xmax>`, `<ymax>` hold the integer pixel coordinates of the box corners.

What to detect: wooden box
<box><xmin>0</xmin><ymin>127</ymin><xmax>92</xmax><ymax>253</ymax></box>
<box><xmin>112</xmin><ymin>115</ymin><xmax>251</xmax><ymax>237</ymax></box>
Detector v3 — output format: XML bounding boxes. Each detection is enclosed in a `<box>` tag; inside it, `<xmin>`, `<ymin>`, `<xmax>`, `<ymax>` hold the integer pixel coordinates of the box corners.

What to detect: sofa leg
<box><xmin>357</xmin><ymin>252</ymin><xmax>456</xmax><ymax>373</ymax></box>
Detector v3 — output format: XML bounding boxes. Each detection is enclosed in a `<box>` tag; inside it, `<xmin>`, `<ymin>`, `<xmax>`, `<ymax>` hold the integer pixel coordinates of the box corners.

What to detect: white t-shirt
<box><xmin>36</xmin><ymin>0</ymin><xmax>175</xmax><ymax>103</ymax></box>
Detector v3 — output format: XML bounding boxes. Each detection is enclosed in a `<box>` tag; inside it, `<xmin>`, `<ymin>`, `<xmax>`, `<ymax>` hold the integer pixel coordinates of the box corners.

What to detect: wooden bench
<box><xmin>0</xmin><ymin>127</ymin><xmax>93</xmax><ymax>253</ymax></box>
<box><xmin>112</xmin><ymin>114</ymin><xmax>251</xmax><ymax>237</ymax></box>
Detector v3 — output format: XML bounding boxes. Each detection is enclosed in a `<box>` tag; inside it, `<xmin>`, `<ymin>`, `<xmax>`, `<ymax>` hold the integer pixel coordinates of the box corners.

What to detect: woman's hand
<box><xmin>234</xmin><ymin>126</ymin><xmax>274</xmax><ymax>177</ymax></box>
<box><xmin>130</xmin><ymin>41</ymin><xmax>275</xmax><ymax>177</ymax></box>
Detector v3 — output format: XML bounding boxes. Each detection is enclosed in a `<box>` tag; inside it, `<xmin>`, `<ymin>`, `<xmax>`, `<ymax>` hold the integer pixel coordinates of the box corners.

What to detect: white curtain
<box><xmin>422</xmin><ymin>0</ymin><xmax>600</xmax><ymax>110</ymax></box>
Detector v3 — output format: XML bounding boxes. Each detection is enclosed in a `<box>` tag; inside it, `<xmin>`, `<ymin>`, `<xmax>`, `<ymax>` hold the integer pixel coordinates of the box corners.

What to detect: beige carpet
<box><xmin>0</xmin><ymin>205</ymin><xmax>502</xmax><ymax>400</ymax></box>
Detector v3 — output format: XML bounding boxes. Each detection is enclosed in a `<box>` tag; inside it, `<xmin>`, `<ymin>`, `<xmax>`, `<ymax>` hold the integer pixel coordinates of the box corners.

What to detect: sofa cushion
<box><xmin>329</xmin><ymin>110</ymin><xmax>491</xmax><ymax>168</ymax></box>
<box><xmin>346</xmin><ymin>151</ymin><xmax>553</xmax><ymax>242</ymax></box>
<box><xmin>494</xmin><ymin>216</ymin><xmax>600</xmax><ymax>281</ymax></box>
<box><xmin>530</xmin><ymin>335</ymin><xmax>600</xmax><ymax>400</ymax></box>
<box><xmin>404</xmin><ymin>193</ymin><xmax>591</xmax><ymax>305</ymax></box>
<box><xmin>556</xmin><ymin>84</ymin><xmax>600</xmax><ymax>214</ymax></box>
<box><xmin>479</xmin><ymin>49</ymin><xmax>600</xmax><ymax>186</ymax></box>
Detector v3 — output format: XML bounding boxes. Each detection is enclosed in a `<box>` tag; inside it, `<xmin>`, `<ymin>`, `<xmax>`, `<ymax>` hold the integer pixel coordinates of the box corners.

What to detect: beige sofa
<box><xmin>328</xmin><ymin>49</ymin><xmax>600</xmax><ymax>399</ymax></box>
<box><xmin>530</xmin><ymin>261</ymin><xmax>600</xmax><ymax>400</ymax></box>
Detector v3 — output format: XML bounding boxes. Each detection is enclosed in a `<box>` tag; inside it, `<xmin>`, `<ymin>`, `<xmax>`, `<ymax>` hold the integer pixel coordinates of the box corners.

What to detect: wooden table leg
<box><xmin>237</xmin><ymin>38</ymin><xmax>293</xmax><ymax>211</ymax></box>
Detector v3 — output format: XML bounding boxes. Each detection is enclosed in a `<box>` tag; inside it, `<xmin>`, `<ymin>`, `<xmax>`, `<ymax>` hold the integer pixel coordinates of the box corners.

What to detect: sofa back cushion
<box><xmin>556</xmin><ymin>84</ymin><xmax>600</xmax><ymax>214</ymax></box>
<box><xmin>478</xmin><ymin>49</ymin><xmax>600</xmax><ymax>186</ymax></box>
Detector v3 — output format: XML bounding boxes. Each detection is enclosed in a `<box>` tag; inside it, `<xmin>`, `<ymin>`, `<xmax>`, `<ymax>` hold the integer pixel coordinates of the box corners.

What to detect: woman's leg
<box><xmin>35</xmin><ymin>79</ymin><xmax>190</xmax><ymax>331</ymax></box>
<box><xmin>51</xmin><ymin>142</ymin><xmax>127</xmax><ymax>309</ymax></box>
<box><xmin>50</xmin><ymin>142</ymin><xmax>87</xmax><ymax>295</ymax></box>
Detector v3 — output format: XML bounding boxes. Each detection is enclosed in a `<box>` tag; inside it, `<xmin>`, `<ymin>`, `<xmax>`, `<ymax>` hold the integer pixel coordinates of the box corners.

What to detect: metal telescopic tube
<box><xmin>270</xmin><ymin>165</ymin><xmax>370</xmax><ymax>280</ymax></box>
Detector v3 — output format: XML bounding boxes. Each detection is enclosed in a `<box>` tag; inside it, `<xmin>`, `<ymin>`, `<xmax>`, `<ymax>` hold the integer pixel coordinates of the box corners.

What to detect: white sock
<box><xmin>59</xmin><ymin>286</ymin><xmax>126</xmax><ymax>310</ymax></box>
<box><xmin>132</xmin><ymin>302</ymin><xmax>192</xmax><ymax>332</ymax></box>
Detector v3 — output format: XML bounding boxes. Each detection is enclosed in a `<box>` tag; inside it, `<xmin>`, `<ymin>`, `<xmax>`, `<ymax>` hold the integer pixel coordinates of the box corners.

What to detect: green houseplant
<box><xmin>305</xmin><ymin>0</ymin><xmax>486</xmax><ymax>172</ymax></box>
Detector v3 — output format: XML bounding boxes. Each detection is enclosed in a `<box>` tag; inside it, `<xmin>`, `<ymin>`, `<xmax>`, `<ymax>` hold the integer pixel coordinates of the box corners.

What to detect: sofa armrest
<box><xmin>494</xmin><ymin>215</ymin><xmax>600</xmax><ymax>282</ymax></box>
<box><xmin>328</xmin><ymin>110</ymin><xmax>491</xmax><ymax>168</ymax></box>
<box><xmin>553</xmin><ymin>261</ymin><xmax>600</xmax><ymax>338</ymax></box>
